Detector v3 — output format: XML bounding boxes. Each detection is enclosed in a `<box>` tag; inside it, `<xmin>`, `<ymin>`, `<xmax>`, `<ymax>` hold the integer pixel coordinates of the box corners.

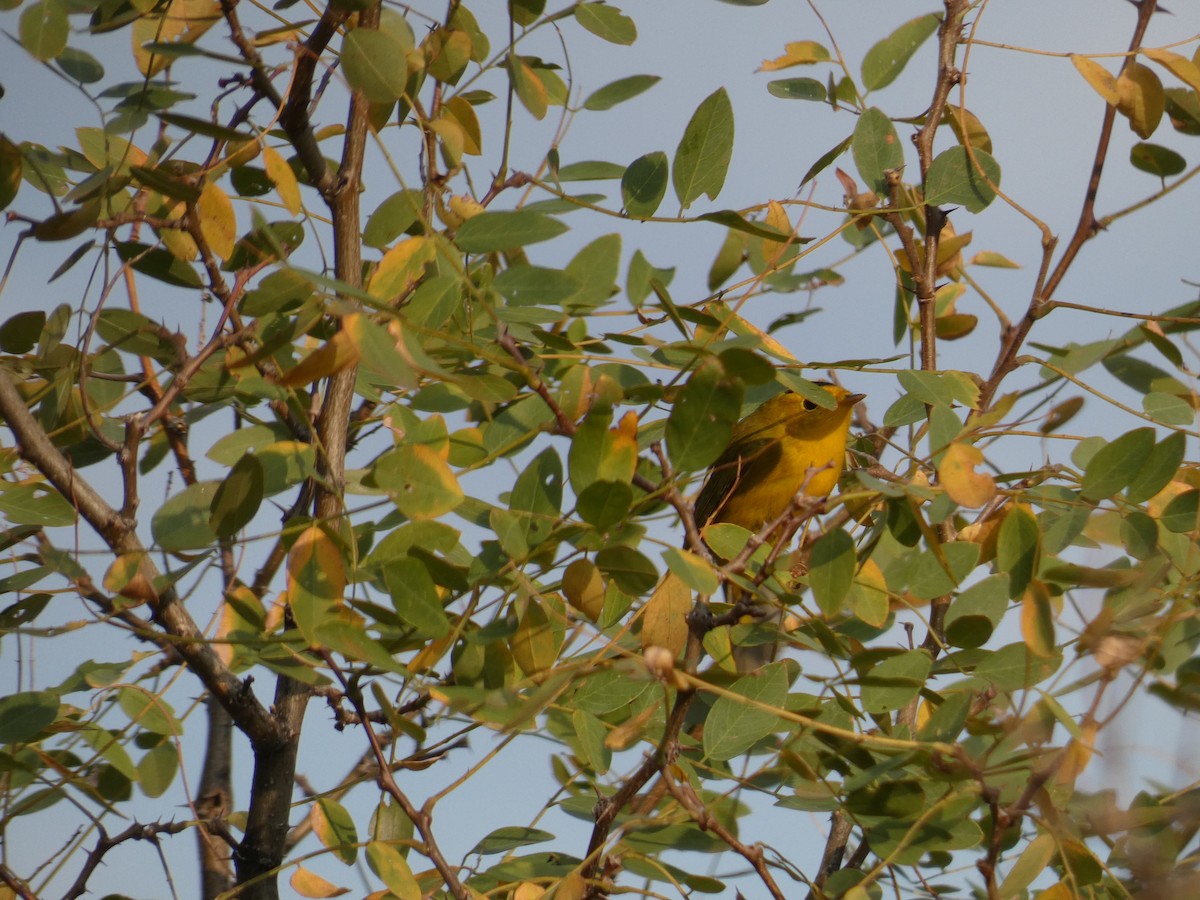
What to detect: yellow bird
<box><xmin>693</xmin><ymin>382</ymin><xmax>864</xmax><ymax>547</ymax></box>
<box><xmin>690</xmin><ymin>382</ymin><xmax>862</xmax><ymax>669</ymax></box>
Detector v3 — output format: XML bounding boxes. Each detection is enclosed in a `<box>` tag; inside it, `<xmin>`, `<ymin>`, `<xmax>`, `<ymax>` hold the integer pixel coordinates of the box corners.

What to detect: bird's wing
<box><xmin>692</xmin><ymin>437</ymin><xmax>773</xmax><ymax>531</ymax></box>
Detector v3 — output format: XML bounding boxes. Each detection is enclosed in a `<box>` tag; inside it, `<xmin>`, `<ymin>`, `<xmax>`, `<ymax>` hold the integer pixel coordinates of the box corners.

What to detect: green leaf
<box><xmin>673</xmin><ymin>88</ymin><xmax>735</xmax><ymax>208</ymax></box>
<box><xmin>137</xmin><ymin>743</ymin><xmax>178</xmax><ymax>798</ymax></box>
<box><xmin>341</xmin><ymin>28</ymin><xmax>411</xmax><ymax>101</ymax></box>
<box><xmin>861</xmin><ymin>13</ymin><xmax>940</xmax><ymax>91</ymax></box>
<box><xmin>0</xmin><ymin>690</ymin><xmax>58</xmax><ymax>744</ymax></box>
<box><xmin>621</xmin><ymin>151</ymin><xmax>668</xmax><ymax>218</ymax></box>
<box><xmin>56</xmin><ymin>46</ymin><xmax>105</xmax><ymax>84</ymax></box>
<box><xmin>1080</xmin><ymin>427</ymin><xmax>1155</xmax><ymax>501</ymax></box>
<box><xmin>455</xmin><ymin>210</ymin><xmax>567</xmax><ymax>252</ymax></box>
<box><xmin>314</xmin><ymin>797</ymin><xmax>359</xmax><ymax>865</ymax></box>
<box><xmin>924</xmin><ymin>147</ymin><xmax>1001</xmax><ymax>213</ymax></box>
<box><xmin>0</xmin><ymin>483</ymin><xmax>77</xmax><ymax>527</ymax></box>
<box><xmin>997</xmin><ymin>506</ymin><xmax>1040</xmax><ymax>598</ymax></box>
<box><xmin>1126</xmin><ymin>430</ymin><xmax>1185</xmax><ymax>503</ymax></box>
<box><xmin>666</xmin><ymin>357</ymin><xmax>743</xmax><ymax>471</ymax></box>
<box><xmin>209</xmin><ymin>453</ymin><xmax>264</xmax><ymax>538</ymax></box>
<box><xmin>374</xmin><ymin>444</ymin><xmax>464</xmax><ymax>520</ymax></box>
<box><xmin>809</xmin><ymin>528</ymin><xmax>856</xmax><ymax>616</ymax></box>
<box><xmin>471</xmin><ymin>826</ymin><xmax>556</xmax><ymax>856</ymax></box>
<box><xmin>364</xmin><ymin>189</ymin><xmax>425</xmax><ymax>248</ymax></box>
<box><xmin>115</xmin><ymin>241</ymin><xmax>202</xmax><ymax>288</ymax></box>
<box><xmin>595</xmin><ymin>546</ymin><xmax>658</xmax><ymax>594</ymax></box>
<box><xmin>577</xmin><ymin>480</ymin><xmax>633</xmax><ymax>530</ymax></box>
<box><xmin>508</xmin><ymin>54</ymin><xmax>547</xmax><ymax>119</ymax></box>
<box><xmin>703</xmin><ymin>662</ymin><xmax>788</xmax><ymax>760</ymax></box>
<box><xmin>767</xmin><ymin>77</ymin><xmax>826</xmax><ymax>101</ymax></box>
<box><xmin>494</xmin><ymin>265</ymin><xmax>579</xmax><ymax>307</ymax></box>
<box><xmin>20</xmin><ymin>0</ymin><xmax>68</xmax><ymax>61</ymax></box>
<box><xmin>575</xmin><ymin>3</ymin><xmax>636</xmax><ymax>45</ymax></box>
<box><xmin>907</xmin><ymin>541</ymin><xmax>980</xmax><ymax>599</ymax></box>
<box><xmin>975</xmin><ymin>641</ymin><xmax>1061</xmax><ymax>690</ymax></box>
<box><xmin>1161</xmin><ymin>490</ymin><xmax>1200</xmax><ymax>533</ymax></box>
<box><xmin>1142</xmin><ymin>391</ymin><xmax>1193</xmax><ymax>426</ymax></box>
<box><xmin>860</xmin><ymin>649</ymin><xmax>932</xmax><ymax>714</ymax></box>
<box><xmin>564</xmin><ymin>233</ymin><xmax>621</xmax><ymax>308</ymax></box>
<box><xmin>555</xmin><ymin>160</ymin><xmax>626</xmax><ymax>181</ymax></box>
<box><xmin>384</xmin><ymin>557</ymin><xmax>450</xmax><ymax>637</ymax></box>
<box><xmin>852</xmin><ymin>107</ymin><xmax>904</xmax><ymax>195</ymax></box>
<box><xmin>1130</xmin><ymin>142</ymin><xmax>1186</xmax><ymax>177</ymax></box>
<box><xmin>367</xmin><ymin>843</ymin><xmax>420</xmax><ymax>900</ymax></box>
<box><xmin>662</xmin><ymin>547</ymin><xmax>720</xmax><ymax>595</ymax></box>
<box><xmin>0</xmin><ymin>136</ymin><xmax>22</xmax><ymax>212</ymax></box>
<box><xmin>151</xmin><ymin>482</ymin><xmax>219</xmax><ymax>551</ymax></box>
<box><xmin>117</xmin><ymin>688</ymin><xmax>179</xmax><ymax>736</ymax></box>
<box><xmin>582</xmin><ymin>74</ymin><xmax>660</xmax><ymax>111</ymax></box>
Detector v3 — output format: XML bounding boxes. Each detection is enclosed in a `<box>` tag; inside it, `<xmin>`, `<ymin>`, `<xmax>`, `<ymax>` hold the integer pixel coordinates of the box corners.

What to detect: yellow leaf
<box><xmin>263</xmin><ymin>144</ymin><xmax>301</xmax><ymax>215</ymax></box>
<box><xmin>970</xmin><ymin>250</ymin><xmax>1020</xmax><ymax>268</ymax></box>
<box><xmin>510</xmin><ymin>596</ymin><xmax>559</xmax><ymax>677</ymax></box>
<box><xmin>998</xmin><ymin>833</ymin><xmax>1057</xmax><ymax>898</ymax></box>
<box><xmin>849</xmin><ymin>557</ymin><xmax>890</xmax><ymax>627</ymax></box>
<box><xmin>1035</xmin><ymin>884</ymin><xmax>1074</xmax><ymax>900</ymax></box>
<box><xmin>705</xmin><ymin>300</ymin><xmax>797</xmax><ymax>362</ymax></box>
<box><xmin>554</xmin><ymin>872</ymin><xmax>588</xmax><ymax>900</ymax></box>
<box><xmin>1070</xmin><ymin>54</ymin><xmax>1119</xmax><ymax>105</ymax></box>
<box><xmin>448</xmin><ymin>194</ymin><xmax>484</xmax><ymax>222</ymax></box>
<box><xmin>278</xmin><ymin>328</ymin><xmax>360</xmax><ymax>388</ymax></box>
<box><xmin>409</xmin><ymin>633</ymin><xmax>454</xmax><ymax>673</ymax></box>
<box><xmin>197</xmin><ymin>181</ymin><xmax>236</xmax><ymax>261</ymax></box>
<box><xmin>287</xmin><ymin>525</ymin><xmax>346</xmax><ymax>611</ymax></box>
<box><xmin>514</xmin><ymin>884</ymin><xmax>546</xmax><ymax>900</ymax></box>
<box><xmin>368</xmin><ymin>236</ymin><xmax>435</xmax><ymax>301</ymax></box>
<box><xmin>1143</xmin><ymin>47</ymin><xmax>1200</xmax><ymax>93</ymax></box>
<box><xmin>290</xmin><ymin>865</ymin><xmax>348</xmax><ymax>898</ymax></box>
<box><xmin>939</xmin><ymin>442</ymin><xmax>996</xmax><ymax>508</ymax></box>
<box><xmin>1057</xmin><ymin>721</ymin><xmax>1097</xmax><ymax>783</ymax></box>
<box><xmin>443</xmin><ymin>96</ymin><xmax>482</xmax><ymax>155</ymax></box>
<box><xmin>597</xmin><ymin>411</ymin><xmax>639</xmax><ymax>484</ymax></box>
<box><xmin>428</xmin><ymin>118</ymin><xmax>464</xmax><ymax>169</ymax></box>
<box><xmin>223</xmin><ymin>139</ymin><xmax>260</xmax><ymax>168</ymax></box>
<box><xmin>759</xmin><ymin>199</ymin><xmax>793</xmax><ymax>268</ymax></box>
<box><xmin>103</xmin><ymin>552</ymin><xmax>158</xmax><ymax>604</ymax></box>
<box><xmin>759</xmin><ymin>40</ymin><xmax>830</xmax><ymax>71</ymax></box>
<box><xmin>132</xmin><ymin>0</ymin><xmax>221</xmax><ymax>77</ymax></box>
<box><xmin>944</xmin><ymin>106</ymin><xmax>992</xmax><ymax>154</ymax></box>
<box><xmin>1117</xmin><ymin>62</ymin><xmax>1165</xmax><ymax>139</ymax></box>
<box><xmin>642</xmin><ymin>571</ymin><xmax>691</xmax><ymax>657</ymax></box>
<box><xmin>1020</xmin><ymin>580</ymin><xmax>1056</xmax><ymax>659</ymax></box>
<box><xmin>562</xmin><ymin>559</ymin><xmax>605</xmax><ymax>620</ymax></box>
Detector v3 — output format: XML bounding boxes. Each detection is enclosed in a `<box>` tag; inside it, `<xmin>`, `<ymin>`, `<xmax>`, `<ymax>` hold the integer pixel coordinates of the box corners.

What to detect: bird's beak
<box><xmin>844</xmin><ymin>392</ymin><xmax>866</xmax><ymax>406</ymax></box>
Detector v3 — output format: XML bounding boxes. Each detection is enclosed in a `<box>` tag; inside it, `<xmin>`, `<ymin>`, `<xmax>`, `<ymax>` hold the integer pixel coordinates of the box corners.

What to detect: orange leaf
<box><xmin>278</xmin><ymin>328</ymin><xmax>360</xmax><ymax>388</ymax></box>
<box><xmin>939</xmin><ymin>442</ymin><xmax>996</xmax><ymax>508</ymax></box>
<box><xmin>759</xmin><ymin>40</ymin><xmax>830</xmax><ymax>71</ymax></box>
<box><xmin>291</xmin><ymin>865</ymin><xmax>348</xmax><ymax>898</ymax></box>
<box><xmin>1057</xmin><ymin>721</ymin><xmax>1097</xmax><ymax>783</ymax></box>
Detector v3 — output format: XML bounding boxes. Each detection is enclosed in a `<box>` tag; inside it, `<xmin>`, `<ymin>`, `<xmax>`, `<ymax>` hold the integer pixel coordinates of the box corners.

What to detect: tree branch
<box><xmin>0</xmin><ymin>370</ymin><xmax>280</xmax><ymax>748</ymax></box>
<box><xmin>977</xmin><ymin>0</ymin><xmax>1158</xmax><ymax>411</ymax></box>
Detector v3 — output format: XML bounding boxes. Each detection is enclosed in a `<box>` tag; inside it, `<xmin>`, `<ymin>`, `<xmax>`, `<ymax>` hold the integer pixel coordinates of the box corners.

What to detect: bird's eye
<box><xmin>802</xmin><ymin>398</ymin><xmax>818</xmax><ymax>411</ymax></box>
